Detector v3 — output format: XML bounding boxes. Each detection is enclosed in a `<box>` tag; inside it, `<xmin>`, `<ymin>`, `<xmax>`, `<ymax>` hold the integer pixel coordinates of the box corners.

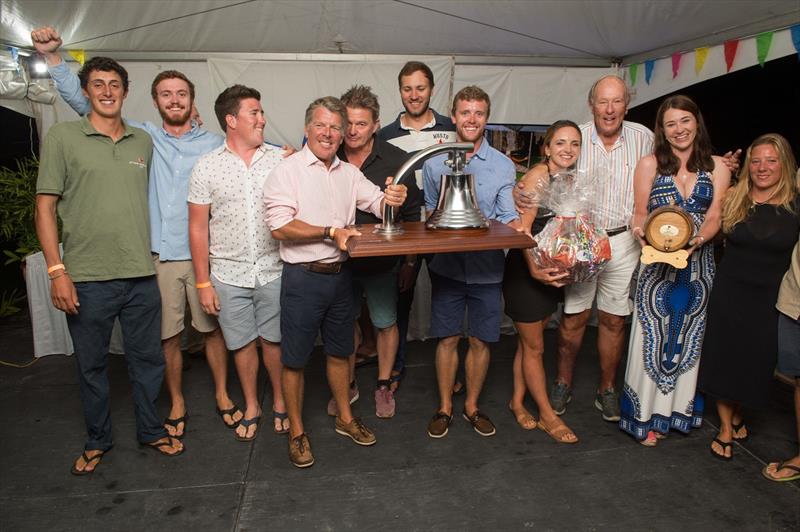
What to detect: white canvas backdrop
<box><xmin>206</xmin><ymin>56</ymin><xmax>454</xmax><ymax>146</ymax></box>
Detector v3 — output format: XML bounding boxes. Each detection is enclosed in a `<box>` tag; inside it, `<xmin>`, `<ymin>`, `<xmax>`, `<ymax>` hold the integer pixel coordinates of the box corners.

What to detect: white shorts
<box><xmin>564</xmin><ymin>230</ymin><xmax>639</xmax><ymax>316</ymax></box>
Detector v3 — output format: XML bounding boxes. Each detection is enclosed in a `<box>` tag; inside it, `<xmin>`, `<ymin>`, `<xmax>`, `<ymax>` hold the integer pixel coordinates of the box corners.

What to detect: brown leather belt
<box><xmin>605</xmin><ymin>225</ymin><xmax>629</xmax><ymax>237</ymax></box>
<box><xmin>299</xmin><ymin>261</ymin><xmax>345</xmax><ymax>274</ymax></box>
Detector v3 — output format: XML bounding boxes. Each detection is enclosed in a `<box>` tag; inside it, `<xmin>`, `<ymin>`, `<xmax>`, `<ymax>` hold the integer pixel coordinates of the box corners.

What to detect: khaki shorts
<box><xmin>153</xmin><ymin>256</ymin><xmax>218</xmax><ymax>339</ymax></box>
<box><xmin>563</xmin><ymin>230</ymin><xmax>639</xmax><ymax>316</ymax></box>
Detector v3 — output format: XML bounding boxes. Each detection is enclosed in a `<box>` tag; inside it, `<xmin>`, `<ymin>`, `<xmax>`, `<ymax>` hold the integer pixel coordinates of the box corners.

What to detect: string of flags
<box><xmin>629</xmin><ymin>24</ymin><xmax>800</xmax><ymax>85</ymax></box>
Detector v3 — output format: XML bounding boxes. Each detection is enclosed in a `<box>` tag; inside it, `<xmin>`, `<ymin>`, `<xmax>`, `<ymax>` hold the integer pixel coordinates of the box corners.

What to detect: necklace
<box><xmin>750</xmin><ymin>186</ymin><xmax>779</xmax><ymax>205</ymax></box>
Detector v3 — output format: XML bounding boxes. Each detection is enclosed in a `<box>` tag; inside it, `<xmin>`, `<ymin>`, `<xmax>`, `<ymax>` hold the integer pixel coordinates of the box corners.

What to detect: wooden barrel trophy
<box><xmin>640</xmin><ymin>205</ymin><xmax>694</xmax><ymax>269</ymax></box>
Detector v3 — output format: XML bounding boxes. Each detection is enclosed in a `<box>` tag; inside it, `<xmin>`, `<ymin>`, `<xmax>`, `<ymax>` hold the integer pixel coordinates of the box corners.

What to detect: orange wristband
<box><xmin>47</xmin><ymin>263</ymin><xmax>65</xmax><ymax>274</ymax></box>
<box><xmin>196</xmin><ymin>281</ymin><xmax>212</xmax><ymax>289</ymax></box>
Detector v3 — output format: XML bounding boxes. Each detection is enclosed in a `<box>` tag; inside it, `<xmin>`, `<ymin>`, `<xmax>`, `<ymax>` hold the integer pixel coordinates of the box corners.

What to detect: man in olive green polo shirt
<box><xmin>35</xmin><ymin>56</ymin><xmax>184</xmax><ymax>476</ymax></box>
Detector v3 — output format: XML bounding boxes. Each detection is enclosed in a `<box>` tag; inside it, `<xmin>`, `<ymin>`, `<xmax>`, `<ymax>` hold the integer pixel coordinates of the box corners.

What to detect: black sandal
<box><xmin>140</xmin><ymin>437</ymin><xmax>184</xmax><ymax>457</ymax></box>
<box><xmin>70</xmin><ymin>450</ymin><xmax>104</xmax><ymax>476</ymax></box>
<box><xmin>710</xmin><ymin>437</ymin><xmax>732</xmax><ymax>461</ymax></box>
<box><xmin>216</xmin><ymin>404</ymin><xmax>243</xmax><ymax>429</ymax></box>
<box><xmin>732</xmin><ymin>420</ymin><xmax>749</xmax><ymax>442</ymax></box>
<box><xmin>164</xmin><ymin>413</ymin><xmax>188</xmax><ymax>440</ymax></box>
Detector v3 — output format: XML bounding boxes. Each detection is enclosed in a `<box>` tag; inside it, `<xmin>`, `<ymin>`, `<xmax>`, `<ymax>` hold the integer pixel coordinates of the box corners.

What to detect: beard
<box><xmin>404</xmin><ymin>101</ymin><xmax>430</xmax><ymax>118</ymax></box>
<box><xmin>159</xmin><ymin>106</ymin><xmax>191</xmax><ymax>127</ymax></box>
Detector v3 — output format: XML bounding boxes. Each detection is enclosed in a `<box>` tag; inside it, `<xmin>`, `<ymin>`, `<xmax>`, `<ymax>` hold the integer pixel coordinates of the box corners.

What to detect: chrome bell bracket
<box><xmin>374</xmin><ymin>142</ymin><xmax>474</xmax><ymax>236</ymax></box>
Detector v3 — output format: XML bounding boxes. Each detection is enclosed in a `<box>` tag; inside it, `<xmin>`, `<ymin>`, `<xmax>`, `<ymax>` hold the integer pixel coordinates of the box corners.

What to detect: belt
<box><xmin>605</xmin><ymin>225</ymin><xmax>629</xmax><ymax>237</ymax></box>
<box><xmin>299</xmin><ymin>261</ymin><xmax>345</xmax><ymax>274</ymax></box>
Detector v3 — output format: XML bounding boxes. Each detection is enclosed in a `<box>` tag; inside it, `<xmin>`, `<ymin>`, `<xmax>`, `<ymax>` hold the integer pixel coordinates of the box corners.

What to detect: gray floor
<box><xmin>1</xmin><ymin>314</ymin><xmax>798</xmax><ymax>531</ymax></box>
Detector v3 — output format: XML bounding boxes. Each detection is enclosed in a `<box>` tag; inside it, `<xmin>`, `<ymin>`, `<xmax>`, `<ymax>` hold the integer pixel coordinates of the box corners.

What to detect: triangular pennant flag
<box><xmin>724</xmin><ymin>39</ymin><xmax>739</xmax><ymax>72</ymax></box>
<box><xmin>694</xmin><ymin>47</ymin><xmax>709</xmax><ymax>74</ymax></box>
<box><xmin>67</xmin><ymin>49</ymin><xmax>85</xmax><ymax>66</ymax></box>
<box><xmin>671</xmin><ymin>52</ymin><xmax>682</xmax><ymax>78</ymax></box>
<box><xmin>644</xmin><ymin>59</ymin><xmax>655</xmax><ymax>84</ymax></box>
<box><xmin>756</xmin><ymin>32</ymin><xmax>773</xmax><ymax>67</ymax></box>
<box><xmin>629</xmin><ymin>63</ymin><xmax>638</xmax><ymax>86</ymax></box>
<box><xmin>792</xmin><ymin>25</ymin><xmax>800</xmax><ymax>59</ymax></box>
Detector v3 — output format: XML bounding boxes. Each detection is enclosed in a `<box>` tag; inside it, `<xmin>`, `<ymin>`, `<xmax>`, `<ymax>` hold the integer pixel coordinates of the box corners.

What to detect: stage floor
<box><xmin>0</xmin><ymin>314</ymin><xmax>797</xmax><ymax>531</ymax></box>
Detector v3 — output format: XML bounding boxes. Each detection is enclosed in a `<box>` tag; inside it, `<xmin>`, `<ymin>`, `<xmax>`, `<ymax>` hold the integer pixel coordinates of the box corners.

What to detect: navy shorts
<box><xmin>280</xmin><ymin>263</ymin><xmax>355</xmax><ymax>369</ymax></box>
<box><xmin>777</xmin><ymin>312</ymin><xmax>800</xmax><ymax>378</ymax></box>
<box><xmin>429</xmin><ymin>271</ymin><xmax>502</xmax><ymax>343</ymax></box>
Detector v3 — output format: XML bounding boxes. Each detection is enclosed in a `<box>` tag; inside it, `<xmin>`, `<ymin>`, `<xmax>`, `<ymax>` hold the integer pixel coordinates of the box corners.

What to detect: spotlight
<box><xmin>32</xmin><ymin>60</ymin><xmax>48</xmax><ymax>75</ymax></box>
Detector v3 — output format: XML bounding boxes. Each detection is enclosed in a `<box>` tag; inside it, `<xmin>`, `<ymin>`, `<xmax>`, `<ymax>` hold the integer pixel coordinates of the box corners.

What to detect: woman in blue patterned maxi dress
<box><xmin>619</xmin><ymin>95</ymin><xmax>731</xmax><ymax>446</ymax></box>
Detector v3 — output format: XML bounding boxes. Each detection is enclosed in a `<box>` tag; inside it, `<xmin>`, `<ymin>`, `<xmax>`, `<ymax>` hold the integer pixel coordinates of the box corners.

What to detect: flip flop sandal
<box><xmin>732</xmin><ymin>420</ymin><xmax>749</xmax><ymax>442</ymax></box>
<box><xmin>762</xmin><ymin>462</ymin><xmax>800</xmax><ymax>482</ymax></box>
<box><xmin>710</xmin><ymin>437</ymin><xmax>733</xmax><ymax>461</ymax></box>
<box><xmin>164</xmin><ymin>413</ymin><xmax>188</xmax><ymax>440</ymax></box>
<box><xmin>70</xmin><ymin>450</ymin><xmax>104</xmax><ymax>476</ymax></box>
<box><xmin>639</xmin><ymin>431</ymin><xmax>658</xmax><ymax>447</ymax></box>
<box><xmin>216</xmin><ymin>405</ymin><xmax>243</xmax><ymax>429</ymax></box>
<box><xmin>273</xmin><ymin>411</ymin><xmax>289</xmax><ymax>435</ymax></box>
<box><xmin>235</xmin><ymin>416</ymin><xmax>261</xmax><ymax>442</ymax></box>
<box><xmin>508</xmin><ymin>405</ymin><xmax>537</xmax><ymax>430</ymax></box>
<box><xmin>140</xmin><ymin>437</ymin><xmax>184</xmax><ymax>457</ymax></box>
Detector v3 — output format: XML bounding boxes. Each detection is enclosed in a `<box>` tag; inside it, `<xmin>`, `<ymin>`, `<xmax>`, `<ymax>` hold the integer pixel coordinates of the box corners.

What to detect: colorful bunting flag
<box><xmin>671</xmin><ymin>52</ymin><xmax>682</xmax><ymax>78</ymax></box>
<box><xmin>724</xmin><ymin>39</ymin><xmax>739</xmax><ymax>72</ymax></box>
<box><xmin>694</xmin><ymin>47</ymin><xmax>709</xmax><ymax>74</ymax></box>
<box><xmin>792</xmin><ymin>25</ymin><xmax>800</xmax><ymax>59</ymax></box>
<box><xmin>629</xmin><ymin>63</ymin><xmax>638</xmax><ymax>86</ymax></box>
<box><xmin>644</xmin><ymin>59</ymin><xmax>655</xmax><ymax>84</ymax></box>
<box><xmin>756</xmin><ymin>32</ymin><xmax>774</xmax><ymax>67</ymax></box>
<box><xmin>67</xmin><ymin>49</ymin><xmax>85</xmax><ymax>66</ymax></box>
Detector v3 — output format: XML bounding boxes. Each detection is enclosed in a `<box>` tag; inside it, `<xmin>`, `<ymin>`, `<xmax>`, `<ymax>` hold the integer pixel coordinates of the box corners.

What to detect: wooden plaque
<box><xmin>644</xmin><ymin>206</ymin><xmax>693</xmax><ymax>252</ymax></box>
<box><xmin>346</xmin><ymin>220</ymin><xmax>534</xmax><ymax>258</ymax></box>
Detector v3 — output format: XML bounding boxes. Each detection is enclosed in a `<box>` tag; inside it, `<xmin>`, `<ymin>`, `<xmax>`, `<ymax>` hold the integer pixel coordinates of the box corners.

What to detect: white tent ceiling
<box><xmin>3</xmin><ymin>0</ymin><xmax>799</xmax><ymax>66</ymax></box>
<box><xmin>1</xmin><ymin>1</ymin><xmax>799</xmax><ymax>145</ymax></box>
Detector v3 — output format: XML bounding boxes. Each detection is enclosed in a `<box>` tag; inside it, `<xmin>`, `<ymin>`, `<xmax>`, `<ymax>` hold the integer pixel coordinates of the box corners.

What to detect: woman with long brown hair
<box><xmin>619</xmin><ymin>95</ymin><xmax>730</xmax><ymax>446</ymax></box>
<box><xmin>699</xmin><ymin>133</ymin><xmax>800</xmax><ymax>460</ymax></box>
<box><xmin>504</xmin><ymin>120</ymin><xmax>579</xmax><ymax>443</ymax></box>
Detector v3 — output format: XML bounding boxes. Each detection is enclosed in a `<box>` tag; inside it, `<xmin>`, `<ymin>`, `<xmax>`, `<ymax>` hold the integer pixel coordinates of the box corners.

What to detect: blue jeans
<box><xmin>66</xmin><ymin>276</ymin><xmax>167</xmax><ymax>451</ymax></box>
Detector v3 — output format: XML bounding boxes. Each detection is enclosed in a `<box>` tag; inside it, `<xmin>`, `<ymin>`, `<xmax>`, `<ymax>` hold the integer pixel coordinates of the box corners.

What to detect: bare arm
<box><xmin>271</xmin><ymin>219</ymin><xmax>361</xmax><ymax>252</ymax></box>
<box><xmin>30</xmin><ymin>26</ymin><xmax>63</xmax><ymax>66</ymax></box>
<box><xmin>687</xmin><ymin>156</ymin><xmax>731</xmax><ymax>252</ymax></box>
<box><xmin>188</xmin><ymin>202</ymin><xmax>219</xmax><ymax>315</ymax></box>
<box><xmin>631</xmin><ymin>155</ymin><xmax>657</xmax><ymax>246</ymax></box>
<box><xmin>35</xmin><ymin>194</ymin><xmax>79</xmax><ymax>314</ymax></box>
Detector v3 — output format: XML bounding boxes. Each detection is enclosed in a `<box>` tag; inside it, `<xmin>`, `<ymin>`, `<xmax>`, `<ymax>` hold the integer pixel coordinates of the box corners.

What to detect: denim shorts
<box><xmin>352</xmin><ymin>268</ymin><xmax>399</xmax><ymax>329</ymax></box>
<box><xmin>429</xmin><ymin>271</ymin><xmax>502</xmax><ymax>343</ymax></box>
<box><xmin>777</xmin><ymin>312</ymin><xmax>800</xmax><ymax>378</ymax></box>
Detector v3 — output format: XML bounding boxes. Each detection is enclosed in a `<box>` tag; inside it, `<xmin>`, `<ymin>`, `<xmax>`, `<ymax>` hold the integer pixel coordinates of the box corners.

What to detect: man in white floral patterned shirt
<box><xmin>188</xmin><ymin>85</ymin><xmax>289</xmax><ymax>441</ymax></box>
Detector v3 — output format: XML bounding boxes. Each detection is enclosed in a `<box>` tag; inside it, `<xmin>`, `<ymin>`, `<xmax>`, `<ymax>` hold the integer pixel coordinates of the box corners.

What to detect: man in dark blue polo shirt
<box><xmin>377</xmin><ymin>61</ymin><xmax>455</xmax><ymax>391</ymax></box>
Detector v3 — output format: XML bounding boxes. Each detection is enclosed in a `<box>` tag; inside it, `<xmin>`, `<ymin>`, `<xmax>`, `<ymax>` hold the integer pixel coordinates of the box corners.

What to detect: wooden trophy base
<box><xmin>347</xmin><ymin>220</ymin><xmax>534</xmax><ymax>258</ymax></box>
<box><xmin>640</xmin><ymin>245</ymin><xmax>689</xmax><ymax>269</ymax></box>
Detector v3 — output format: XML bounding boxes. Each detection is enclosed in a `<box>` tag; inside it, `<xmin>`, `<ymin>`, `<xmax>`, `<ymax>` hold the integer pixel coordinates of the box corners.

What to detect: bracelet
<box><xmin>693</xmin><ymin>235</ymin><xmax>705</xmax><ymax>245</ymax></box>
<box><xmin>49</xmin><ymin>270</ymin><xmax>68</xmax><ymax>280</ymax></box>
<box><xmin>47</xmin><ymin>263</ymin><xmax>65</xmax><ymax>274</ymax></box>
<box><xmin>322</xmin><ymin>226</ymin><xmax>331</xmax><ymax>241</ymax></box>
<box><xmin>330</xmin><ymin>227</ymin><xmax>336</xmax><ymax>239</ymax></box>
<box><xmin>196</xmin><ymin>281</ymin><xmax>212</xmax><ymax>289</ymax></box>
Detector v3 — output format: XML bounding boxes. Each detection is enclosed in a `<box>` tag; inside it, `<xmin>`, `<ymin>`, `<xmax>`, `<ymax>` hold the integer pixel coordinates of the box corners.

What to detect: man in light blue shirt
<box><xmin>422</xmin><ymin>86</ymin><xmax>519</xmax><ymax>439</ymax></box>
<box><xmin>32</xmin><ymin>26</ymin><xmax>251</xmax><ymax>437</ymax></box>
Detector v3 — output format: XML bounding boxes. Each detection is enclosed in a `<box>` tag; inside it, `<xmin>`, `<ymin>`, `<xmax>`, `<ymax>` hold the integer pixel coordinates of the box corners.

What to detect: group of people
<box><xmin>30</xmin><ymin>26</ymin><xmax>799</xmax><ymax>480</ymax></box>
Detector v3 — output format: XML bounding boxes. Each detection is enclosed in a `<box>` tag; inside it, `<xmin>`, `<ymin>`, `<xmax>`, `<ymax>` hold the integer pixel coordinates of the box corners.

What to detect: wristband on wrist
<box><xmin>322</xmin><ymin>226</ymin><xmax>331</xmax><ymax>240</ymax></box>
<box><xmin>47</xmin><ymin>263</ymin><xmax>65</xmax><ymax>274</ymax></box>
<box><xmin>196</xmin><ymin>281</ymin><xmax>212</xmax><ymax>289</ymax></box>
<box><xmin>693</xmin><ymin>235</ymin><xmax>705</xmax><ymax>245</ymax></box>
<box><xmin>49</xmin><ymin>270</ymin><xmax>68</xmax><ymax>280</ymax></box>
<box><xmin>330</xmin><ymin>227</ymin><xmax>336</xmax><ymax>239</ymax></box>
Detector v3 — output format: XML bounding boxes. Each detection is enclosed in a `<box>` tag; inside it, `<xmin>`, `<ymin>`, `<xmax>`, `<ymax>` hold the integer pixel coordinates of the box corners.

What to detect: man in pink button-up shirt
<box><xmin>264</xmin><ymin>96</ymin><xmax>407</xmax><ymax>468</ymax></box>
